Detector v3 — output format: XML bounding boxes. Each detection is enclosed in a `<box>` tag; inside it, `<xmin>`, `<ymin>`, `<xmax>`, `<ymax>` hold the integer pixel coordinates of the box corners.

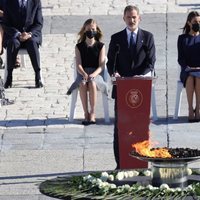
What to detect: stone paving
<box><xmin>0</xmin><ymin>0</ymin><xmax>200</xmax><ymax>199</ymax></box>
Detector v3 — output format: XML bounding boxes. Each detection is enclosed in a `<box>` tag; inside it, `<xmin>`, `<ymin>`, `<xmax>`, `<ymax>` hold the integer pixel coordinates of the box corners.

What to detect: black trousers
<box><xmin>114</xmin><ymin>99</ymin><xmax>120</xmax><ymax>169</ymax></box>
<box><xmin>6</xmin><ymin>38</ymin><xmax>41</xmax><ymax>79</ymax></box>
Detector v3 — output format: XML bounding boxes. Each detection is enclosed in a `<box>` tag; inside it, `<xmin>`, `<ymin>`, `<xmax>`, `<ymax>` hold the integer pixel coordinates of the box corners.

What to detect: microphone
<box><xmin>113</xmin><ymin>44</ymin><xmax>120</xmax><ymax>73</ymax></box>
<box><xmin>111</xmin><ymin>44</ymin><xmax>120</xmax><ymax>83</ymax></box>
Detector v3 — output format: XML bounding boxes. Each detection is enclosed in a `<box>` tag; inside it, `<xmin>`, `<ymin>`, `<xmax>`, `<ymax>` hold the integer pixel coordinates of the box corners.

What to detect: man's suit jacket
<box><xmin>3</xmin><ymin>0</ymin><xmax>43</xmax><ymax>46</ymax></box>
<box><xmin>107</xmin><ymin>28</ymin><xmax>156</xmax><ymax>98</ymax></box>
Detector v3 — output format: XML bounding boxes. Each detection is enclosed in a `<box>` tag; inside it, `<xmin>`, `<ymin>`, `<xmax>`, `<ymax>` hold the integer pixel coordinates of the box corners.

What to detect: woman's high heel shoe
<box><xmin>82</xmin><ymin>112</ymin><xmax>90</xmax><ymax>125</ymax></box>
<box><xmin>188</xmin><ymin>109</ymin><xmax>195</xmax><ymax>123</ymax></box>
<box><xmin>89</xmin><ymin>113</ymin><xmax>96</xmax><ymax>124</ymax></box>
<box><xmin>194</xmin><ymin>108</ymin><xmax>200</xmax><ymax>122</ymax></box>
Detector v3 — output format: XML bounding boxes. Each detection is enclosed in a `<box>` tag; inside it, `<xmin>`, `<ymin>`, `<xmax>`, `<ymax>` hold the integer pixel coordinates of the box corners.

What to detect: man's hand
<box><xmin>112</xmin><ymin>72</ymin><xmax>121</xmax><ymax>78</ymax></box>
<box><xmin>111</xmin><ymin>72</ymin><xmax>121</xmax><ymax>84</ymax></box>
<box><xmin>19</xmin><ymin>32</ymin><xmax>32</xmax><ymax>42</ymax></box>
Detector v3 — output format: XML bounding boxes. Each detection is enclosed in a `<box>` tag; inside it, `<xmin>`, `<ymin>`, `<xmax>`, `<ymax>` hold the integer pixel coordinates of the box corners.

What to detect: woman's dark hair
<box><xmin>182</xmin><ymin>11</ymin><xmax>200</xmax><ymax>34</ymax></box>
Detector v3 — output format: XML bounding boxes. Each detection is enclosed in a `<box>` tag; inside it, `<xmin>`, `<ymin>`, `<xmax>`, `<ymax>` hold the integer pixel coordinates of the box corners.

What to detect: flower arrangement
<box><xmin>40</xmin><ymin>168</ymin><xmax>200</xmax><ymax>200</ymax></box>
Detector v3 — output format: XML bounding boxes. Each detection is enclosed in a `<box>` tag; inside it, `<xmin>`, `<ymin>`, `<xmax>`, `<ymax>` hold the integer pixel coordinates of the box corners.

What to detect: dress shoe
<box><xmin>35</xmin><ymin>79</ymin><xmax>43</xmax><ymax>88</ymax></box>
<box><xmin>4</xmin><ymin>75</ymin><xmax>12</xmax><ymax>89</ymax></box>
<box><xmin>4</xmin><ymin>79</ymin><xmax>12</xmax><ymax>89</ymax></box>
<box><xmin>14</xmin><ymin>63</ymin><xmax>21</xmax><ymax>69</ymax></box>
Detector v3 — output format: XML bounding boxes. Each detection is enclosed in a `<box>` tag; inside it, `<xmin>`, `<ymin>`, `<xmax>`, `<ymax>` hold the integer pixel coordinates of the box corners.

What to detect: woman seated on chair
<box><xmin>67</xmin><ymin>18</ymin><xmax>108</xmax><ymax>125</ymax></box>
<box><xmin>177</xmin><ymin>11</ymin><xmax>200</xmax><ymax>122</ymax></box>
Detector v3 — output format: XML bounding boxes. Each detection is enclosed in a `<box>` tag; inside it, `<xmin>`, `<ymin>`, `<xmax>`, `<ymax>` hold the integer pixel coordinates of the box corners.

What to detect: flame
<box><xmin>132</xmin><ymin>140</ymin><xmax>172</xmax><ymax>158</ymax></box>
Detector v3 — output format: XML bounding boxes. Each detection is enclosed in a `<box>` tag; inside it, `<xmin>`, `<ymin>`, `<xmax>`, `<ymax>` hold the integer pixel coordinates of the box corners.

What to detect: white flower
<box><xmin>108</xmin><ymin>174</ymin><xmax>114</xmax><ymax>181</ymax></box>
<box><xmin>83</xmin><ymin>174</ymin><xmax>93</xmax><ymax>182</ymax></box>
<box><xmin>143</xmin><ymin>170</ymin><xmax>151</xmax><ymax>176</ymax></box>
<box><xmin>110</xmin><ymin>183</ymin><xmax>117</xmax><ymax>189</ymax></box>
<box><xmin>123</xmin><ymin>184</ymin><xmax>131</xmax><ymax>191</ymax></box>
<box><xmin>132</xmin><ymin>170</ymin><xmax>139</xmax><ymax>176</ymax></box>
<box><xmin>138</xmin><ymin>185</ymin><xmax>144</xmax><ymax>190</ymax></box>
<box><xmin>96</xmin><ymin>178</ymin><xmax>103</xmax><ymax>185</ymax></box>
<box><xmin>168</xmin><ymin>188</ymin><xmax>175</xmax><ymax>192</ymax></box>
<box><xmin>124</xmin><ymin>171</ymin><xmax>129</xmax><ymax>178</ymax></box>
<box><xmin>91</xmin><ymin>178</ymin><xmax>97</xmax><ymax>185</ymax></box>
<box><xmin>127</xmin><ymin>171</ymin><xmax>134</xmax><ymax>177</ymax></box>
<box><xmin>102</xmin><ymin>182</ymin><xmax>109</xmax><ymax>187</ymax></box>
<box><xmin>175</xmin><ymin>187</ymin><xmax>182</xmax><ymax>192</ymax></box>
<box><xmin>187</xmin><ymin>168</ymin><xmax>192</xmax><ymax>175</ymax></box>
<box><xmin>146</xmin><ymin>184</ymin><xmax>154</xmax><ymax>190</ymax></box>
<box><xmin>98</xmin><ymin>182</ymin><xmax>104</xmax><ymax>188</ymax></box>
<box><xmin>160</xmin><ymin>184</ymin><xmax>169</xmax><ymax>190</ymax></box>
<box><xmin>101</xmin><ymin>172</ymin><xmax>109</xmax><ymax>181</ymax></box>
<box><xmin>116</xmin><ymin>188</ymin><xmax>123</xmax><ymax>193</ymax></box>
<box><xmin>116</xmin><ymin>172</ymin><xmax>124</xmax><ymax>180</ymax></box>
<box><xmin>185</xmin><ymin>185</ymin><xmax>193</xmax><ymax>191</ymax></box>
<box><xmin>79</xmin><ymin>185</ymin><xmax>83</xmax><ymax>189</ymax></box>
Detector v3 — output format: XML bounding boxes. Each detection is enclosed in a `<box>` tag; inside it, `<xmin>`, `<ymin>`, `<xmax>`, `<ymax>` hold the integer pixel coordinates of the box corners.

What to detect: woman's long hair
<box><xmin>77</xmin><ymin>18</ymin><xmax>103</xmax><ymax>43</ymax></box>
<box><xmin>182</xmin><ymin>11</ymin><xmax>200</xmax><ymax>34</ymax></box>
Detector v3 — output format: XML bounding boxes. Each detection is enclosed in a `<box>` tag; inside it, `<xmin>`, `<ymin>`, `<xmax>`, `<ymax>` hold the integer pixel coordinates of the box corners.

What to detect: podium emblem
<box><xmin>126</xmin><ymin>89</ymin><xmax>143</xmax><ymax>108</ymax></box>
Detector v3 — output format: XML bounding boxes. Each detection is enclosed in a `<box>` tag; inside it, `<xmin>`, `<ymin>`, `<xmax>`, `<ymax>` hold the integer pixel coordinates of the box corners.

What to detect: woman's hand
<box><xmin>88</xmin><ymin>73</ymin><xmax>96</xmax><ymax>81</ymax></box>
<box><xmin>82</xmin><ymin>72</ymin><xmax>89</xmax><ymax>82</ymax></box>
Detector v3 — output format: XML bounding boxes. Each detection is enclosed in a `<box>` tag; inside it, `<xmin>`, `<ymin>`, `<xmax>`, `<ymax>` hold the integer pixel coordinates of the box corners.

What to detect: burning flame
<box><xmin>132</xmin><ymin>140</ymin><xmax>172</xmax><ymax>158</ymax></box>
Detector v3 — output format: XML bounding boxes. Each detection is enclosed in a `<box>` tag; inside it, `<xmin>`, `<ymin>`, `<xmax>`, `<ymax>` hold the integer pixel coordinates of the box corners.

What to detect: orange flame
<box><xmin>132</xmin><ymin>140</ymin><xmax>172</xmax><ymax>158</ymax></box>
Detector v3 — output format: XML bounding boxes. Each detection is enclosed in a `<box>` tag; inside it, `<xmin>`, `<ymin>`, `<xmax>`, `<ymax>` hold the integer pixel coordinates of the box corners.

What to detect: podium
<box><xmin>116</xmin><ymin>77</ymin><xmax>152</xmax><ymax>169</ymax></box>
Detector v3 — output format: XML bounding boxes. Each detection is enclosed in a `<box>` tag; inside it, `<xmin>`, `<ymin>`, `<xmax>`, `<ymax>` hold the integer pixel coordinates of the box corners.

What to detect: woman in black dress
<box><xmin>178</xmin><ymin>11</ymin><xmax>200</xmax><ymax>122</ymax></box>
<box><xmin>67</xmin><ymin>19</ymin><xmax>107</xmax><ymax>125</ymax></box>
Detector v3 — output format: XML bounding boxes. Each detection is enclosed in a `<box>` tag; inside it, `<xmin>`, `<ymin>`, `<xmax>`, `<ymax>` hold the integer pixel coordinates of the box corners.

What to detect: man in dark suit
<box><xmin>3</xmin><ymin>0</ymin><xmax>43</xmax><ymax>88</ymax></box>
<box><xmin>107</xmin><ymin>5</ymin><xmax>156</xmax><ymax>169</ymax></box>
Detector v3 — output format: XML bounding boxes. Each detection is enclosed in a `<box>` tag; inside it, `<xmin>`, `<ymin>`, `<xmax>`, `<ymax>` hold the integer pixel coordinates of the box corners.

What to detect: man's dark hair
<box><xmin>123</xmin><ymin>5</ymin><xmax>140</xmax><ymax>16</ymax></box>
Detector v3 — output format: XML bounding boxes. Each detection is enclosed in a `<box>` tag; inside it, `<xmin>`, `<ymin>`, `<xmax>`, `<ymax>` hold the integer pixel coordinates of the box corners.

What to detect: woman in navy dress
<box><xmin>67</xmin><ymin>19</ymin><xmax>107</xmax><ymax>125</ymax></box>
<box><xmin>178</xmin><ymin>11</ymin><xmax>200</xmax><ymax>122</ymax></box>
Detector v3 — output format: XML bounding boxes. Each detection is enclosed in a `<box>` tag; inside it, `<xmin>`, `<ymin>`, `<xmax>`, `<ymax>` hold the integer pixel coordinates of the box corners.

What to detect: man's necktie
<box><xmin>21</xmin><ymin>0</ymin><xmax>26</xmax><ymax>26</ymax></box>
<box><xmin>129</xmin><ymin>32</ymin><xmax>136</xmax><ymax>63</ymax></box>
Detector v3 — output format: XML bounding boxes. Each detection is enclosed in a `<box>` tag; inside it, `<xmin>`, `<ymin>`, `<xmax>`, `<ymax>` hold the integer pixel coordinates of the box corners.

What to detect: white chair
<box><xmin>68</xmin><ymin>59</ymin><xmax>110</xmax><ymax>123</ymax></box>
<box><xmin>173</xmin><ymin>66</ymin><xmax>184</xmax><ymax>119</ymax></box>
<box><xmin>18</xmin><ymin>48</ymin><xmax>28</xmax><ymax>68</ymax></box>
<box><xmin>3</xmin><ymin>48</ymin><xmax>43</xmax><ymax>85</ymax></box>
<box><xmin>144</xmin><ymin>70</ymin><xmax>158</xmax><ymax>121</ymax></box>
<box><xmin>3</xmin><ymin>48</ymin><xmax>28</xmax><ymax>84</ymax></box>
<box><xmin>173</xmin><ymin>80</ymin><xmax>183</xmax><ymax>119</ymax></box>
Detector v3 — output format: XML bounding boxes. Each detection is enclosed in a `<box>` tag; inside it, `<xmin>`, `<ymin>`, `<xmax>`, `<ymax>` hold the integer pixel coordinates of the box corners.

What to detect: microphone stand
<box><xmin>111</xmin><ymin>44</ymin><xmax>120</xmax><ymax>83</ymax></box>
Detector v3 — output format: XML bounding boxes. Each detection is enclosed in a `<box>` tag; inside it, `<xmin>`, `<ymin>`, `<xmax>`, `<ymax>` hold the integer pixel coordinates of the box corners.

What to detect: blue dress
<box><xmin>177</xmin><ymin>34</ymin><xmax>200</xmax><ymax>87</ymax></box>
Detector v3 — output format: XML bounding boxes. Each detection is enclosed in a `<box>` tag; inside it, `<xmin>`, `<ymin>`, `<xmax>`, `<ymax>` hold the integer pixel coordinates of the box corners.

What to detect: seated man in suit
<box><xmin>3</xmin><ymin>0</ymin><xmax>43</xmax><ymax>88</ymax></box>
<box><xmin>107</xmin><ymin>5</ymin><xmax>156</xmax><ymax>169</ymax></box>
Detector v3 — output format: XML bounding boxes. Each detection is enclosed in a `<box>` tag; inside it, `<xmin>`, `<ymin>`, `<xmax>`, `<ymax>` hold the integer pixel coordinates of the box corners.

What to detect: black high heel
<box><xmin>194</xmin><ymin>108</ymin><xmax>200</xmax><ymax>122</ymax></box>
<box><xmin>82</xmin><ymin>112</ymin><xmax>90</xmax><ymax>126</ymax></box>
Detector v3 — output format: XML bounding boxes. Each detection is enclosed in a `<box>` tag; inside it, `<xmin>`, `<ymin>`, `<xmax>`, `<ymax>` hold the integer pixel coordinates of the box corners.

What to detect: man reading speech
<box><xmin>107</xmin><ymin>5</ymin><xmax>156</xmax><ymax>169</ymax></box>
